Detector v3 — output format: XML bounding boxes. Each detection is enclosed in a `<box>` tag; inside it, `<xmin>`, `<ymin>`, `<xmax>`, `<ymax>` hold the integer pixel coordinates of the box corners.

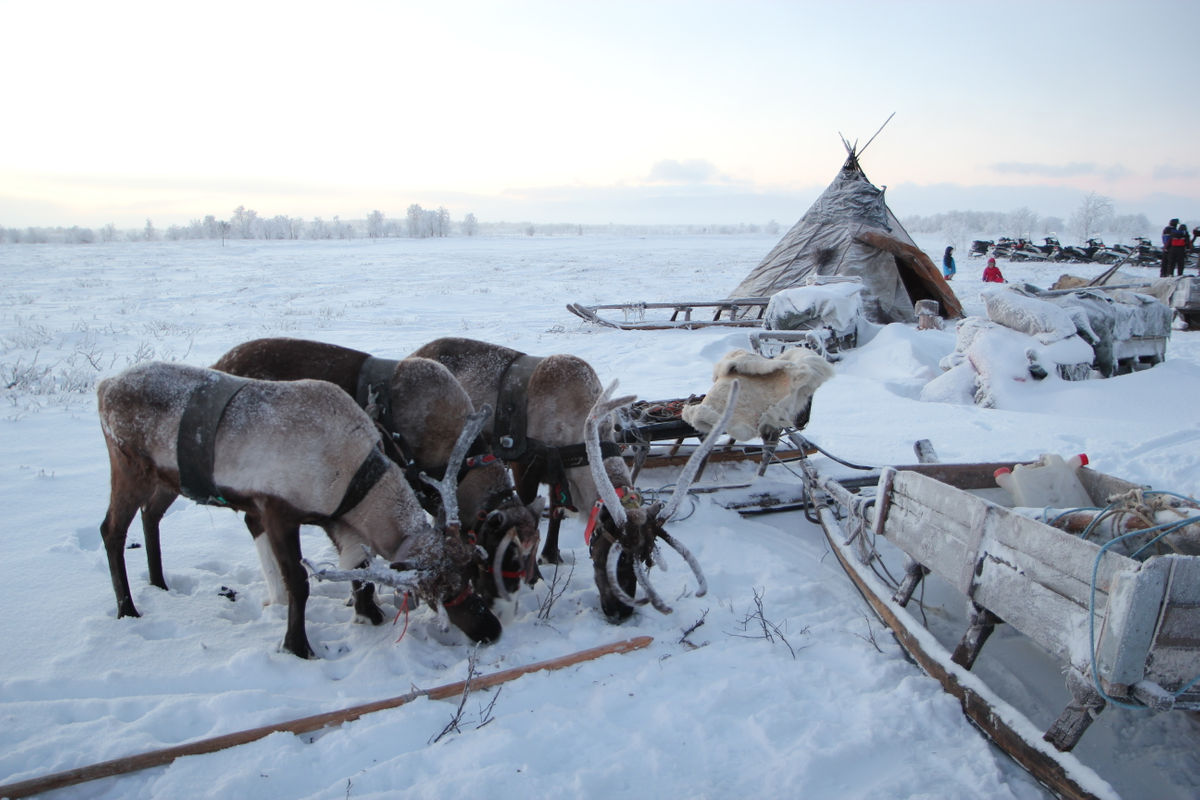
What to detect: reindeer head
<box><xmin>403</xmin><ymin>405</ymin><xmax>509</xmax><ymax>642</ymax></box>
<box><xmin>482</xmin><ymin>494</ymin><xmax>549</xmax><ymax>599</ymax></box>
<box><xmin>459</xmin><ymin>466</ymin><xmax>545</xmax><ymax>604</ymax></box>
<box><xmin>583</xmin><ymin>379</ymin><xmax>739</xmax><ymax>620</ymax></box>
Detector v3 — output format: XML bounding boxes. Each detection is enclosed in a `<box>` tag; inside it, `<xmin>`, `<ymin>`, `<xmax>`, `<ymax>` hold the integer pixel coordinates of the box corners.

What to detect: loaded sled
<box><xmin>792</xmin><ymin>442</ymin><xmax>1200</xmax><ymax>800</ymax></box>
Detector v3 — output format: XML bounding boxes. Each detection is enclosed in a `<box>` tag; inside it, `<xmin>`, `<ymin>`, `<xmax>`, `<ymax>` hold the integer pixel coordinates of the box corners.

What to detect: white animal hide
<box><xmin>682</xmin><ymin>348</ymin><xmax>834</xmax><ymax>441</ymax></box>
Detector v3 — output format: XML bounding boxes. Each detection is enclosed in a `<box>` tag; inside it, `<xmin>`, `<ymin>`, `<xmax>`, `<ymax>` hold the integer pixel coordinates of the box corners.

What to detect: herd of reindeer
<box><xmin>97</xmin><ymin>337</ymin><xmax>738</xmax><ymax>659</ymax></box>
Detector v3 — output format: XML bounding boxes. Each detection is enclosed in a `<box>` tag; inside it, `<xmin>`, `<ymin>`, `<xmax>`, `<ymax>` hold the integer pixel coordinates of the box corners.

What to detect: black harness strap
<box><xmin>493</xmin><ymin>354</ymin><xmax>543</xmax><ymax>461</ymax></box>
<box><xmin>518</xmin><ymin>439</ymin><xmax>623</xmax><ymax>510</ymax></box>
<box><xmin>487</xmin><ymin>350</ymin><xmax>626</xmax><ymax>510</ymax></box>
<box><xmin>355</xmin><ymin>356</ymin><xmax>401</xmax><ymax>426</ymax></box>
<box><xmin>354</xmin><ymin>355</ymin><xmax>423</xmax><ymax>470</ymax></box>
<box><xmin>177</xmin><ymin>374</ymin><xmax>251</xmax><ymax>506</ymax></box>
<box><xmin>330</xmin><ymin>446</ymin><xmax>391</xmax><ymax>520</ymax></box>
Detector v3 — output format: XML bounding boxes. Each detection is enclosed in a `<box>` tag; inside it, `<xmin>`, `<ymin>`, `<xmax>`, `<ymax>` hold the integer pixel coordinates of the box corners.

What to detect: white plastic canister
<box><xmin>994</xmin><ymin>453</ymin><xmax>1092</xmax><ymax>509</ymax></box>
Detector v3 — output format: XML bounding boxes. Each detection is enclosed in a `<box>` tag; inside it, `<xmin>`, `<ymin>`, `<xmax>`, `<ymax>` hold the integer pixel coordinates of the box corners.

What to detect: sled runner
<box><xmin>795</xmin><ymin>444</ymin><xmax>1199</xmax><ymax>800</ymax></box>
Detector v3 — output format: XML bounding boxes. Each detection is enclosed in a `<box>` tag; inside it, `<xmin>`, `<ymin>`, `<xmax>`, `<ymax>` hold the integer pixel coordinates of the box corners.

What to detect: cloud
<box><xmin>1152</xmin><ymin>164</ymin><xmax>1200</xmax><ymax>180</ymax></box>
<box><xmin>646</xmin><ymin>159</ymin><xmax>721</xmax><ymax>184</ymax></box>
<box><xmin>478</xmin><ymin>182</ymin><xmax>818</xmax><ymax>225</ymax></box>
<box><xmin>989</xmin><ymin>161</ymin><xmax>1129</xmax><ymax>181</ymax></box>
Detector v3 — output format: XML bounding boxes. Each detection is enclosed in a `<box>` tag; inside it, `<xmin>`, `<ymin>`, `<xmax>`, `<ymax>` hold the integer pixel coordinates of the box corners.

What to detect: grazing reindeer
<box><xmin>411</xmin><ymin>337</ymin><xmax>734</xmax><ymax>620</ymax></box>
<box><xmin>212</xmin><ymin>338</ymin><xmax>544</xmax><ymax>604</ymax></box>
<box><xmin>97</xmin><ymin>361</ymin><xmax>500</xmax><ymax>659</ymax></box>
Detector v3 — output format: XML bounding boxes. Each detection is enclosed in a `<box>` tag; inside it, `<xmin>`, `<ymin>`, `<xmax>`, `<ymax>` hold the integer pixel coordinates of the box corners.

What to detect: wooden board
<box><xmin>877</xmin><ymin>469</ymin><xmax>1131</xmax><ymax>669</ymax></box>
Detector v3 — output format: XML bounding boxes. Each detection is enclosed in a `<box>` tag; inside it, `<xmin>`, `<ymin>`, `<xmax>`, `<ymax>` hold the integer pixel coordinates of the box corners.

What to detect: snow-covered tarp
<box><xmin>922</xmin><ymin>317</ymin><xmax>1096</xmax><ymax>408</ymax></box>
<box><xmin>764</xmin><ymin>278</ymin><xmax>865</xmax><ymax>335</ymax></box>
<box><xmin>924</xmin><ymin>284</ymin><xmax>1172</xmax><ymax>406</ymax></box>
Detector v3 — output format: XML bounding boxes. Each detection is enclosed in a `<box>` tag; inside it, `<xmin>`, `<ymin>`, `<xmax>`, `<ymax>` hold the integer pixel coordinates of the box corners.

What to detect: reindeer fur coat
<box><xmin>682</xmin><ymin>348</ymin><xmax>834</xmax><ymax>441</ymax></box>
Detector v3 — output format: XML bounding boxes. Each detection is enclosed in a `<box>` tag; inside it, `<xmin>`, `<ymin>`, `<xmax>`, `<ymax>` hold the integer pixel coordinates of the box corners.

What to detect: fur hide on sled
<box><xmin>682</xmin><ymin>348</ymin><xmax>834</xmax><ymax>442</ymax></box>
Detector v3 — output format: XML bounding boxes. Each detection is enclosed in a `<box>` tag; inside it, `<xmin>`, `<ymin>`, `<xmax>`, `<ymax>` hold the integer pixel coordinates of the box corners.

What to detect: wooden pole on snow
<box><xmin>0</xmin><ymin>635</ymin><xmax>653</xmax><ymax>799</ymax></box>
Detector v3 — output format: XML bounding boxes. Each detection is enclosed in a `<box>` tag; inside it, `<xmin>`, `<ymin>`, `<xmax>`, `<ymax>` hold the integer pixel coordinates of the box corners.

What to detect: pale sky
<box><xmin>3</xmin><ymin>0</ymin><xmax>1197</xmax><ymax>229</ymax></box>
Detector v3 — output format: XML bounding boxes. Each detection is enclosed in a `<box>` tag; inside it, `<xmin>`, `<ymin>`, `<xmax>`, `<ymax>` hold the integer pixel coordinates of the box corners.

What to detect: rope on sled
<box><xmin>1081</xmin><ymin>489</ymin><xmax>1200</xmax><ymax>710</ymax></box>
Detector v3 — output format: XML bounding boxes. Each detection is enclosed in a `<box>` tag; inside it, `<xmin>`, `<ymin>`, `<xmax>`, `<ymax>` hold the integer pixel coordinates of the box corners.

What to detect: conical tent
<box><xmin>730</xmin><ymin>149</ymin><xmax>962</xmax><ymax>324</ymax></box>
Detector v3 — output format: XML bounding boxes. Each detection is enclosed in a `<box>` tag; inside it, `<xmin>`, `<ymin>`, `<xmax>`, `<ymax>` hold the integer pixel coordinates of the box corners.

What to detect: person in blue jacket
<box><xmin>942</xmin><ymin>246</ymin><xmax>957</xmax><ymax>280</ymax></box>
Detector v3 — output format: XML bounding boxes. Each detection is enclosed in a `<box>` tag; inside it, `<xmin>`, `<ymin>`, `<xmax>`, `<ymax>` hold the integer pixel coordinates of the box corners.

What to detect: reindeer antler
<box><xmin>421</xmin><ymin>404</ymin><xmax>492</xmax><ymax>534</ymax></box>
<box><xmin>585</xmin><ymin>380</ymin><xmax>637</xmax><ymax>528</ymax></box>
<box><xmin>594</xmin><ymin>380</ymin><xmax>739</xmax><ymax>613</ymax></box>
<box><xmin>657</xmin><ymin>379</ymin><xmax>739</xmax><ymax>523</ymax></box>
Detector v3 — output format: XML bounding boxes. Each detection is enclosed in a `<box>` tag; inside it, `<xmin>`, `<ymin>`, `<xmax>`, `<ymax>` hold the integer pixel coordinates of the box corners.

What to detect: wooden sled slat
<box><xmin>567</xmin><ymin>298</ymin><xmax>769</xmax><ymax>330</ymax></box>
<box><xmin>812</xmin><ymin>498</ymin><xmax>1119</xmax><ymax>800</ymax></box>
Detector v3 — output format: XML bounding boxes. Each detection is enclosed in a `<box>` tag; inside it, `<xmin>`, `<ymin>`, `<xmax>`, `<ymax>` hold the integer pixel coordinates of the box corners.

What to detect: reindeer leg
<box><xmin>261</xmin><ymin>503</ymin><xmax>315</xmax><ymax>659</ymax></box>
<box><xmin>349</xmin><ymin>561</ymin><xmax>385</xmax><ymax>626</ymax></box>
<box><xmin>101</xmin><ymin>499</ymin><xmax>142</xmax><ymax>619</ymax></box>
<box><xmin>325</xmin><ymin>525</ymin><xmax>385</xmax><ymax>625</ymax></box>
<box><xmin>244</xmin><ymin>511</ymin><xmax>289</xmax><ymax>607</ymax></box>
<box><xmin>100</xmin><ymin>446</ymin><xmax>152</xmax><ymax>619</ymax></box>
<box><xmin>541</xmin><ymin>504</ymin><xmax>565</xmax><ymax>566</ymax></box>
<box><xmin>140</xmin><ymin>485</ymin><xmax>177</xmax><ymax>591</ymax></box>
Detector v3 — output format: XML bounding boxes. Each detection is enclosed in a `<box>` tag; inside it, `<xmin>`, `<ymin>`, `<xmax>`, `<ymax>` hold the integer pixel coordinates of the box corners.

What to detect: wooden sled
<box><xmin>615</xmin><ymin>396</ymin><xmax>814</xmax><ymax>481</ymax></box>
<box><xmin>567</xmin><ymin>298</ymin><xmax>769</xmax><ymax>330</ymax></box>
<box><xmin>797</xmin><ymin>445</ymin><xmax>1200</xmax><ymax>800</ymax></box>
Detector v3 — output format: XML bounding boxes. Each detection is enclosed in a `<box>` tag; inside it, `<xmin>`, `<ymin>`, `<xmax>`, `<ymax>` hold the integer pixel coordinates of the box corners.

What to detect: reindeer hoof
<box><xmin>283</xmin><ymin>638</ymin><xmax>317</xmax><ymax>660</ymax></box>
<box><xmin>600</xmin><ymin>597</ymin><xmax>635</xmax><ymax>622</ymax></box>
<box><xmin>353</xmin><ymin>605</ymin><xmax>386</xmax><ymax>626</ymax></box>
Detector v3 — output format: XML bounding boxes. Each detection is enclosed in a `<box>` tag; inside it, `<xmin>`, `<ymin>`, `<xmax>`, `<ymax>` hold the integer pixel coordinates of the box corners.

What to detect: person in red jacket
<box><xmin>982</xmin><ymin>257</ymin><xmax>1005</xmax><ymax>283</ymax></box>
<box><xmin>1168</xmin><ymin>221</ymin><xmax>1190</xmax><ymax>277</ymax></box>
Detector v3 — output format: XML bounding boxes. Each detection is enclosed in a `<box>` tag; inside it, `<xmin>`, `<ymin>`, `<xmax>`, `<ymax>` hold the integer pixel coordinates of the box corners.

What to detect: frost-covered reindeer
<box><xmin>97</xmin><ymin>361</ymin><xmax>500</xmax><ymax>659</ymax></box>
<box><xmin>411</xmin><ymin>337</ymin><xmax>737</xmax><ymax>620</ymax></box>
<box><xmin>212</xmin><ymin>338</ymin><xmax>544</xmax><ymax>605</ymax></box>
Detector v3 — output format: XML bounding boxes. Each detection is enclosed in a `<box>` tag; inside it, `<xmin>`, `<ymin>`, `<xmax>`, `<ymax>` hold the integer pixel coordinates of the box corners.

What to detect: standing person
<box><xmin>942</xmin><ymin>246</ymin><xmax>957</xmax><ymax>280</ymax></box>
<box><xmin>1168</xmin><ymin>220</ymin><xmax>1190</xmax><ymax>277</ymax></box>
<box><xmin>1193</xmin><ymin>227</ymin><xmax>1200</xmax><ymax>274</ymax></box>
<box><xmin>982</xmin><ymin>257</ymin><xmax>1005</xmax><ymax>283</ymax></box>
<box><xmin>1161</xmin><ymin>218</ymin><xmax>1179</xmax><ymax>278</ymax></box>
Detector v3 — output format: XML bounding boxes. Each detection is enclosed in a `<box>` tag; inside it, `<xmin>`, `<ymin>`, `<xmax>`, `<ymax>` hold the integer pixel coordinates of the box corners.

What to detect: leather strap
<box><xmin>330</xmin><ymin>446</ymin><xmax>390</xmax><ymax>519</ymax></box>
<box><xmin>177</xmin><ymin>374</ymin><xmax>251</xmax><ymax>505</ymax></box>
<box><xmin>492</xmin><ymin>353</ymin><xmax>542</xmax><ymax>460</ymax></box>
<box><xmin>355</xmin><ymin>356</ymin><xmax>401</xmax><ymax>425</ymax></box>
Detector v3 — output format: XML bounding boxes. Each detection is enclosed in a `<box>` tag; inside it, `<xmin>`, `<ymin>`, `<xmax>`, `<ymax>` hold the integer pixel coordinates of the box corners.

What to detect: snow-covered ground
<box><xmin>1</xmin><ymin>233</ymin><xmax>1197</xmax><ymax>799</ymax></box>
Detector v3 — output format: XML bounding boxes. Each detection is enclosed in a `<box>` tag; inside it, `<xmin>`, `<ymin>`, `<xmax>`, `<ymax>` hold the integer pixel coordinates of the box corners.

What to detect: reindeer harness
<box><xmin>493</xmin><ymin>353</ymin><xmax>621</xmax><ymax>511</ymax></box>
<box><xmin>353</xmin><ymin>356</ymin><xmax>522</xmax><ymax>532</ymax></box>
<box><xmin>177</xmin><ymin>373</ymin><xmax>387</xmax><ymax>518</ymax></box>
<box><xmin>177</xmin><ymin>374</ymin><xmax>250</xmax><ymax>506</ymax></box>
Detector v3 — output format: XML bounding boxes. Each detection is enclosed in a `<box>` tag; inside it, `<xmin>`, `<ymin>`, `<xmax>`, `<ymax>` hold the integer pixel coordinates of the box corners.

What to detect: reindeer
<box><xmin>410</xmin><ymin>337</ymin><xmax>737</xmax><ymax>621</ymax></box>
<box><xmin>97</xmin><ymin>361</ymin><xmax>500</xmax><ymax>659</ymax></box>
<box><xmin>211</xmin><ymin>338</ymin><xmax>544</xmax><ymax>605</ymax></box>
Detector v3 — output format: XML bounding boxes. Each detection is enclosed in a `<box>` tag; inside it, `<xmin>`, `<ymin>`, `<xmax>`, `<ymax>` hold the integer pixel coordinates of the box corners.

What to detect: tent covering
<box><xmin>730</xmin><ymin>150</ymin><xmax>963</xmax><ymax>324</ymax></box>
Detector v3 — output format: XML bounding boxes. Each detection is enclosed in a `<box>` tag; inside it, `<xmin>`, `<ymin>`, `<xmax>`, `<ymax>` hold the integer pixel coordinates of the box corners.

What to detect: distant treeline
<box><xmin>0</xmin><ymin>196</ymin><xmax>1165</xmax><ymax>245</ymax></box>
<box><xmin>0</xmin><ymin>203</ymin><xmax>783</xmax><ymax>245</ymax></box>
<box><xmin>899</xmin><ymin>203</ymin><xmax>1154</xmax><ymax>243</ymax></box>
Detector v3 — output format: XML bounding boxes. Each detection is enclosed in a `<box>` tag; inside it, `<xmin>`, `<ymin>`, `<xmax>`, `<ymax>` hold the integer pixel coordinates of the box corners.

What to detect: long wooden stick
<box><xmin>0</xmin><ymin>635</ymin><xmax>653</xmax><ymax>799</ymax></box>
